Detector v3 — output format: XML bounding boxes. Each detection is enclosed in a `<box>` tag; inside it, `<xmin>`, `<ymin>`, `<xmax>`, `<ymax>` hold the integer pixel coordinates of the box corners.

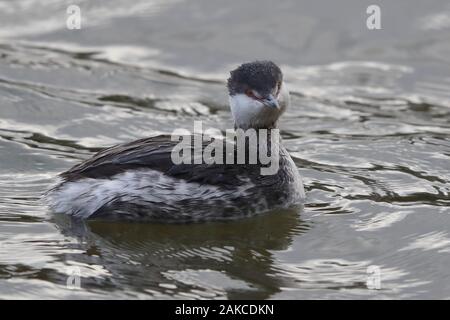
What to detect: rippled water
<box><xmin>1</xmin><ymin>0</ymin><xmax>450</xmax><ymax>299</ymax></box>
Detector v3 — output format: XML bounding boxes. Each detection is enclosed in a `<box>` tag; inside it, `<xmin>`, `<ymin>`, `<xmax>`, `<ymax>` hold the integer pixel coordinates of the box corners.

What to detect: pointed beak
<box><xmin>262</xmin><ymin>94</ymin><xmax>280</xmax><ymax>109</ymax></box>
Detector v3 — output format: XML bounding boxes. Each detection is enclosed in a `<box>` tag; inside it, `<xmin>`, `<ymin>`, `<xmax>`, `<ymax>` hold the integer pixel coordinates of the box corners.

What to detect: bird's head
<box><xmin>227</xmin><ymin>60</ymin><xmax>290</xmax><ymax>130</ymax></box>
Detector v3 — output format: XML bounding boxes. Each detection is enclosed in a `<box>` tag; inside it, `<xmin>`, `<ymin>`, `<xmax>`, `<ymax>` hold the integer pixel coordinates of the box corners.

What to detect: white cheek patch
<box><xmin>229</xmin><ymin>82</ymin><xmax>291</xmax><ymax>129</ymax></box>
<box><xmin>44</xmin><ymin>170</ymin><xmax>257</xmax><ymax>219</ymax></box>
<box><xmin>229</xmin><ymin>94</ymin><xmax>264</xmax><ymax>128</ymax></box>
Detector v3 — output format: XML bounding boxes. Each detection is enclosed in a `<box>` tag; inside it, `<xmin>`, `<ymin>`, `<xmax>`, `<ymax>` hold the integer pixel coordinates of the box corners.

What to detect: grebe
<box><xmin>45</xmin><ymin>61</ymin><xmax>305</xmax><ymax>221</ymax></box>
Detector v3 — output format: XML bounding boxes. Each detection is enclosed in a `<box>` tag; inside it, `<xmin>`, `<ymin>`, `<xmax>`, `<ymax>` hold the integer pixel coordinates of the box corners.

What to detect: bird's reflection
<box><xmin>52</xmin><ymin>207</ymin><xmax>310</xmax><ymax>299</ymax></box>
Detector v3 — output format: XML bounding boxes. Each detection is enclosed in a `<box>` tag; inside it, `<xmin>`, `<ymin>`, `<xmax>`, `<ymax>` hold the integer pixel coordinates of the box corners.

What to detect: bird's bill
<box><xmin>262</xmin><ymin>94</ymin><xmax>280</xmax><ymax>109</ymax></box>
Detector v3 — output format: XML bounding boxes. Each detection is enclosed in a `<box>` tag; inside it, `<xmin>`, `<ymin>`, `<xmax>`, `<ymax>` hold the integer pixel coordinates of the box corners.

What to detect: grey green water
<box><xmin>0</xmin><ymin>0</ymin><xmax>450</xmax><ymax>299</ymax></box>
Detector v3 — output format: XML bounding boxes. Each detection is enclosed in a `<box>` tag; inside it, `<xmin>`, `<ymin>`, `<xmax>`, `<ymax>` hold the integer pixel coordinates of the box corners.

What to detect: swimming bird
<box><xmin>45</xmin><ymin>61</ymin><xmax>305</xmax><ymax>221</ymax></box>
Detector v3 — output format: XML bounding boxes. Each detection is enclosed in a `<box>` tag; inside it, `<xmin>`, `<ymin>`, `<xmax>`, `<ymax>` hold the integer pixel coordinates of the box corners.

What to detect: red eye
<box><xmin>245</xmin><ymin>89</ymin><xmax>254</xmax><ymax>97</ymax></box>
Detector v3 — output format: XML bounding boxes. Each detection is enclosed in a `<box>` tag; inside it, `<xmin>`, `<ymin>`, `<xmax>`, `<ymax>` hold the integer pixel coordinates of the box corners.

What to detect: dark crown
<box><xmin>227</xmin><ymin>61</ymin><xmax>283</xmax><ymax>96</ymax></box>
